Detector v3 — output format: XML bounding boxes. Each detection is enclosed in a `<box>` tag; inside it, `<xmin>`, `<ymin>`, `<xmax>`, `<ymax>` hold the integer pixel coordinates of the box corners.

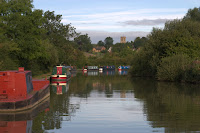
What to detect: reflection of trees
<box><xmin>69</xmin><ymin>73</ymin><xmax>134</xmax><ymax>98</ymax></box>
<box><xmin>132</xmin><ymin>78</ymin><xmax>200</xmax><ymax>132</ymax></box>
<box><xmin>33</xmin><ymin>73</ymin><xmax>134</xmax><ymax>132</ymax></box>
<box><xmin>32</xmin><ymin>88</ymin><xmax>80</xmax><ymax>132</ymax></box>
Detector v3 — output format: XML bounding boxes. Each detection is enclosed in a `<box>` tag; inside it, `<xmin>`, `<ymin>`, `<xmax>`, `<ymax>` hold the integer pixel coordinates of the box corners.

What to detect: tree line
<box><xmin>0</xmin><ymin>0</ymin><xmax>87</xmax><ymax>75</ymax></box>
<box><xmin>130</xmin><ymin>7</ymin><xmax>200</xmax><ymax>83</ymax></box>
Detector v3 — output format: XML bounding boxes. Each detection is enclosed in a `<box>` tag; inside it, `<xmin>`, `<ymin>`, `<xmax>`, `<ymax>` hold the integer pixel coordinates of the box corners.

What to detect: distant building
<box><xmin>108</xmin><ymin>47</ymin><xmax>112</xmax><ymax>53</ymax></box>
<box><xmin>92</xmin><ymin>46</ymin><xmax>106</xmax><ymax>53</ymax></box>
<box><xmin>120</xmin><ymin>36</ymin><xmax>126</xmax><ymax>43</ymax></box>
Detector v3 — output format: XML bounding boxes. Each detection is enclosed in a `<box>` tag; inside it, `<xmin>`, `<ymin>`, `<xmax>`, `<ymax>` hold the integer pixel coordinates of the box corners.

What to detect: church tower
<box><xmin>120</xmin><ymin>36</ymin><xmax>126</xmax><ymax>43</ymax></box>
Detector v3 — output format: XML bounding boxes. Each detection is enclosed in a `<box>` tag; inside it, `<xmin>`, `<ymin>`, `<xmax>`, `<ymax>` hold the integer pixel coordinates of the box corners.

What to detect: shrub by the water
<box><xmin>157</xmin><ymin>54</ymin><xmax>192</xmax><ymax>81</ymax></box>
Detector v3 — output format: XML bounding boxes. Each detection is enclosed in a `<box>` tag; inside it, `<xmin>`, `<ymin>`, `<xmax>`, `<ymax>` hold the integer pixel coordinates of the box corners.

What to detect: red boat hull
<box><xmin>51</xmin><ymin>77</ymin><xmax>67</xmax><ymax>80</ymax></box>
<box><xmin>0</xmin><ymin>68</ymin><xmax>50</xmax><ymax>112</ymax></box>
<box><xmin>0</xmin><ymin>80</ymin><xmax>50</xmax><ymax>112</ymax></box>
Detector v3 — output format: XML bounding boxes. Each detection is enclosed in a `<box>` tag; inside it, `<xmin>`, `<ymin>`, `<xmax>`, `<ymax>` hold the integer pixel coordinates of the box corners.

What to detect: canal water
<box><xmin>1</xmin><ymin>71</ymin><xmax>200</xmax><ymax>133</ymax></box>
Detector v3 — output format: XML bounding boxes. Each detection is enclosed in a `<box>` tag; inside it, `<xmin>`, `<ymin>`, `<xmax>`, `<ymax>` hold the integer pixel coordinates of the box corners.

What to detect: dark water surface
<box><xmin>1</xmin><ymin>71</ymin><xmax>200</xmax><ymax>133</ymax></box>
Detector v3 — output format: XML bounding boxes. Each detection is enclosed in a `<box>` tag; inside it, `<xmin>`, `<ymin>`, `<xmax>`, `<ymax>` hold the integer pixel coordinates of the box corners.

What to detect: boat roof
<box><xmin>56</xmin><ymin>66</ymin><xmax>72</xmax><ymax>69</ymax></box>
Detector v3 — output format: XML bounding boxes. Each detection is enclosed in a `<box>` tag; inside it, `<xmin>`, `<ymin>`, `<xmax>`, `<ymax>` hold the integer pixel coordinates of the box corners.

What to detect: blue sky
<box><xmin>33</xmin><ymin>0</ymin><xmax>200</xmax><ymax>43</ymax></box>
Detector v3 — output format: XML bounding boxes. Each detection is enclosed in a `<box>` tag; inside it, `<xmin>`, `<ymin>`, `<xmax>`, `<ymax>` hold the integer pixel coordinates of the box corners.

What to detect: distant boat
<box><xmin>50</xmin><ymin>66</ymin><xmax>71</xmax><ymax>83</ymax></box>
<box><xmin>103</xmin><ymin>66</ymin><xmax>115</xmax><ymax>70</ymax></box>
<box><xmin>83</xmin><ymin>66</ymin><xmax>99</xmax><ymax>71</ymax></box>
<box><xmin>118</xmin><ymin>66</ymin><xmax>130</xmax><ymax>71</ymax></box>
<box><xmin>99</xmin><ymin>67</ymin><xmax>103</xmax><ymax>72</ymax></box>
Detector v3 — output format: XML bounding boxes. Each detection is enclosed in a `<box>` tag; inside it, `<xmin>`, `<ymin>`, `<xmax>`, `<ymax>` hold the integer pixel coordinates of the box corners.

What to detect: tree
<box><xmin>0</xmin><ymin>0</ymin><xmax>46</xmax><ymax>69</ymax></box>
<box><xmin>133</xmin><ymin>37</ymin><xmax>148</xmax><ymax>48</ymax></box>
<box><xmin>97</xmin><ymin>40</ymin><xmax>104</xmax><ymax>46</ymax></box>
<box><xmin>74</xmin><ymin>34</ymin><xmax>92</xmax><ymax>52</ymax></box>
<box><xmin>104</xmin><ymin>37</ymin><xmax>113</xmax><ymax>49</ymax></box>
<box><xmin>43</xmin><ymin>11</ymin><xmax>77</xmax><ymax>46</ymax></box>
<box><xmin>112</xmin><ymin>42</ymin><xmax>133</xmax><ymax>53</ymax></box>
<box><xmin>184</xmin><ymin>7</ymin><xmax>200</xmax><ymax>21</ymax></box>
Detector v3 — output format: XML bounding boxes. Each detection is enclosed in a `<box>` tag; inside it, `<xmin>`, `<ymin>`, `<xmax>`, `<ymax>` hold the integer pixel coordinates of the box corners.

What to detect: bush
<box><xmin>184</xmin><ymin>62</ymin><xmax>200</xmax><ymax>83</ymax></box>
<box><xmin>157</xmin><ymin>54</ymin><xmax>192</xmax><ymax>81</ymax></box>
<box><xmin>130</xmin><ymin>48</ymin><xmax>157</xmax><ymax>77</ymax></box>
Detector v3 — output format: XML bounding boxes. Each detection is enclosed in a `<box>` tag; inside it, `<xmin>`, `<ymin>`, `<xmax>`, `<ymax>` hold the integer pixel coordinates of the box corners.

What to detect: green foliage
<box><xmin>104</xmin><ymin>37</ymin><xmax>113</xmax><ymax>49</ymax></box>
<box><xmin>130</xmin><ymin>7</ymin><xmax>200</xmax><ymax>82</ymax></box>
<box><xmin>86</xmin><ymin>52</ymin><xmax>132</xmax><ymax>67</ymax></box>
<box><xmin>133</xmin><ymin>37</ymin><xmax>148</xmax><ymax>48</ymax></box>
<box><xmin>112</xmin><ymin>42</ymin><xmax>133</xmax><ymax>53</ymax></box>
<box><xmin>157</xmin><ymin>54</ymin><xmax>192</xmax><ymax>81</ymax></box>
<box><xmin>43</xmin><ymin>11</ymin><xmax>77</xmax><ymax>46</ymax></box>
<box><xmin>97</xmin><ymin>40</ymin><xmax>105</xmax><ymax>46</ymax></box>
<box><xmin>130</xmin><ymin>48</ymin><xmax>155</xmax><ymax>77</ymax></box>
<box><xmin>74</xmin><ymin>34</ymin><xmax>92</xmax><ymax>52</ymax></box>
<box><xmin>184</xmin><ymin>61</ymin><xmax>200</xmax><ymax>83</ymax></box>
<box><xmin>100</xmin><ymin>49</ymin><xmax>107</xmax><ymax>53</ymax></box>
<box><xmin>0</xmin><ymin>42</ymin><xmax>19</xmax><ymax>70</ymax></box>
<box><xmin>0</xmin><ymin>0</ymin><xmax>85</xmax><ymax>74</ymax></box>
<box><xmin>73</xmin><ymin>50</ymin><xmax>87</xmax><ymax>68</ymax></box>
<box><xmin>184</xmin><ymin>7</ymin><xmax>200</xmax><ymax>21</ymax></box>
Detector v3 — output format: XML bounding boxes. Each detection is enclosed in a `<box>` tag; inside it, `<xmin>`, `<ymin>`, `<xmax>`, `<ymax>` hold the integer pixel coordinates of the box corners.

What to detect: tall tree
<box><xmin>0</xmin><ymin>0</ymin><xmax>46</xmax><ymax>69</ymax></box>
<box><xmin>104</xmin><ymin>37</ymin><xmax>113</xmax><ymax>49</ymax></box>
<box><xmin>74</xmin><ymin>34</ymin><xmax>92</xmax><ymax>52</ymax></box>
<box><xmin>184</xmin><ymin>7</ymin><xmax>200</xmax><ymax>21</ymax></box>
<box><xmin>133</xmin><ymin>37</ymin><xmax>148</xmax><ymax>48</ymax></box>
<box><xmin>43</xmin><ymin>11</ymin><xmax>77</xmax><ymax>46</ymax></box>
<box><xmin>97</xmin><ymin>40</ymin><xmax>105</xmax><ymax>46</ymax></box>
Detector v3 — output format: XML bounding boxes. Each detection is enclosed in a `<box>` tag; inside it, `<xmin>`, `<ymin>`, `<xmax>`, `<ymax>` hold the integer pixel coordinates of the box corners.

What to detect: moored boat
<box><xmin>0</xmin><ymin>67</ymin><xmax>50</xmax><ymax>112</ymax></box>
<box><xmin>83</xmin><ymin>66</ymin><xmax>99</xmax><ymax>71</ymax></box>
<box><xmin>99</xmin><ymin>67</ymin><xmax>103</xmax><ymax>72</ymax></box>
<box><xmin>82</xmin><ymin>66</ymin><xmax>87</xmax><ymax>72</ymax></box>
<box><xmin>50</xmin><ymin>66</ymin><xmax>71</xmax><ymax>82</ymax></box>
<box><xmin>87</xmin><ymin>66</ymin><xmax>98</xmax><ymax>71</ymax></box>
<box><xmin>103</xmin><ymin>66</ymin><xmax>115</xmax><ymax>70</ymax></box>
<box><xmin>118</xmin><ymin>66</ymin><xmax>130</xmax><ymax>71</ymax></box>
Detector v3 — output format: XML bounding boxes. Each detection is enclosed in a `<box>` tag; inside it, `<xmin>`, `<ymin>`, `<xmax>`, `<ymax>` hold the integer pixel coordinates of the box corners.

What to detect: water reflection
<box><xmin>51</xmin><ymin>82</ymin><xmax>69</xmax><ymax>95</ymax></box>
<box><xmin>118</xmin><ymin>70</ymin><xmax>128</xmax><ymax>75</ymax></box>
<box><xmin>132</xmin><ymin>78</ymin><xmax>200</xmax><ymax>132</ymax></box>
<box><xmin>0</xmin><ymin>97</ymin><xmax>50</xmax><ymax>133</ymax></box>
<box><xmin>103</xmin><ymin>70</ymin><xmax>116</xmax><ymax>75</ymax></box>
<box><xmin>0</xmin><ymin>120</ymin><xmax>32</xmax><ymax>133</ymax></box>
<box><xmin>30</xmin><ymin>73</ymin><xmax>200</xmax><ymax>132</ymax></box>
<box><xmin>82</xmin><ymin>70</ymin><xmax>116</xmax><ymax>76</ymax></box>
<box><xmin>87</xmin><ymin>71</ymin><xmax>98</xmax><ymax>76</ymax></box>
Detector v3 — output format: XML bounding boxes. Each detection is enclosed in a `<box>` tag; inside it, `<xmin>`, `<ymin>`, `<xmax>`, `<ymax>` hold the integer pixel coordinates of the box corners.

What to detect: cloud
<box><xmin>66</xmin><ymin>8</ymin><xmax>187</xmax><ymax>19</ymax></box>
<box><xmin>61</xmin><ymin>8</ymin><xmax>187</xmax><ymax>42</ymax></box>
<box><xmin>120</xmin><ymin>19</ymin><xmax>173</xmax><ymax>26</ymax></box>
<box><xmin>61</xmin><ymin>8</ymin><xmax>186</xmax><ymax>32</ymax></box>
<box><xmin>78</xmin><ymin>30</ymin><xmax>149</xmax><ymax>44</ymax></box>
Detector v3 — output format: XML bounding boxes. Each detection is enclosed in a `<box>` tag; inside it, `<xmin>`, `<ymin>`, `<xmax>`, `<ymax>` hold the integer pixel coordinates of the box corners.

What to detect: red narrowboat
<box><xmin>0</xmin><ymin>67</ymin><xmax>50</xmax><ymax>112</ymax></box>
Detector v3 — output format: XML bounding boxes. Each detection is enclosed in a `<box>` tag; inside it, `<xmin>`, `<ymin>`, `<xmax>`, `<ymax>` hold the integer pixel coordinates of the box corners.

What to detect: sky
<box><xmin>33</xmin><ymin>0</ymin><xmax>200</xmax><ymax>43</ymax></box>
